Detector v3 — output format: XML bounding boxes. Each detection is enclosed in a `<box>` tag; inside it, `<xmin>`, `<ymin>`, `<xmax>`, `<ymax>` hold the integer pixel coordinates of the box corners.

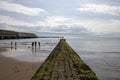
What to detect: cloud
<box><xmin>77</xmin><ymin>4</ymin><xmax>120</xmax><ymax>16</ymax></box>
<box><xmin>0</xmin><ymin>15</ymin><xmax>120</xmax><ymax>34</ymax></box>
<box><xmin>0</xmin><ymin>15</ymin><xmax>37</xmax><ymax>26</ymax></box>
<box><xmin>0</xmin><ymin>15</ymin><xmax>72</xmax><ymax>32</ymax></box>
<box><xmin>46</xmin><ymin>16</ymin><xmax>71</xmax><ymax>23</ymax></box>
<box><xmin>51</xmin><ymin>25</ymin><xmax>90</xmax><ymax>34</ymax></box>
<box><xmin>35</xmin><ymin>16</ymin><xmax>72</xmax><ymax>32</ymax></box>
<box><xmin>0</xmin><ymin>15</ymin><xmax>71</xmax><ymax>26</ymax></box>
<box><xmin>0</xmin><ymin>1</ymin><xmax>46</xmax><ymax>16</ymax></box>
<box><xmin>40</xmin><ymin>16</ymin><xmax>72</xmax><ymax>27</ymax></box>
<box><xmin>73</xmin><ymin>19</ymin><xmax>120</xmax><ymax>33</ymax></box>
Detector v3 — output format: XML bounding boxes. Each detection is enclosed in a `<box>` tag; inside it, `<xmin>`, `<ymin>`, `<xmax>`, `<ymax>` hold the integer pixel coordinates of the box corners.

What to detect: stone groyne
<box><xmin>31</xmin><ymin>39</ymin><xmax>99</xmax><ymax>80</ymax></box>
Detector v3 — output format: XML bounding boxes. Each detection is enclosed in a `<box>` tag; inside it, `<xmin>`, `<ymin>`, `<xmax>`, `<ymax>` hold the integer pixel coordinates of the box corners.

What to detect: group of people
<box><xmin>10</xmin><ymin>41</ymin><xmax>41</xmax><ymax>51</ymax></box>
<box><xmin>32</xmin><ymin>41</ymin><xmax>41</xmax><ymax>48</ymax></box>
<box><xmin>11</xmin><ymin>42</ymin><xmax>17</xmax><ymax>49</ymax></box>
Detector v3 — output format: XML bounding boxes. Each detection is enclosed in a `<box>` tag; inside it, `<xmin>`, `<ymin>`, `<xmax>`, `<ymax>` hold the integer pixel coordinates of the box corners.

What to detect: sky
<box><xmin>0</xmin><ymin>0</ymin><xmax>120</xmax><ymax>36</ymax></box>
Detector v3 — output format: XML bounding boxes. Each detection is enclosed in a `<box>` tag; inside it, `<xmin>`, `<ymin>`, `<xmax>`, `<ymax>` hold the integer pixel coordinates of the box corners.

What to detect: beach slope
<box><xmin>0</xmin><ymin>48</ymin><xmax>42</xmax><ymax>80</ymax></box>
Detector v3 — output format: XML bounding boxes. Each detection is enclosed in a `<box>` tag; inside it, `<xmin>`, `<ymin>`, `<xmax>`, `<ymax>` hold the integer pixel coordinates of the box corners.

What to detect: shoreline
<box><xmin>0</xmin><ymin>47</ymin><xmax>42</xmax><ymax>80</ymax></box>
<box><xmin>0</xmin><ymin>47</ymin><xmax>7</xmax><ymax>52</ymax></box>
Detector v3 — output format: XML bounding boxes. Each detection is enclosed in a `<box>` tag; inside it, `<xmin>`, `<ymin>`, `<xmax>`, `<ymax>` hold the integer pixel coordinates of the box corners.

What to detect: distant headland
<box><xmin>0</xmin><ymin>29</ymin><xmax>38</xmax><ymax>39</ymax></box>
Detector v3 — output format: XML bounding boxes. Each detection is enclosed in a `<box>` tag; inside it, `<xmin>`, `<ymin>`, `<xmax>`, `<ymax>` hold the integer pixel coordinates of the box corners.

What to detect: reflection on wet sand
<box><xmin>1</xmin><ymin>40</ymin><xmax>57</xmax><ymax>62</ymax></box>
<box><xmin>31</xmin><ymin>41</ymin><xmax>41</xmax><ymax>54</ymax></box>
<box><xmin>11</xmin><ymin>42</ymin><xmax>17</xmax><ymax>50</ymax></box>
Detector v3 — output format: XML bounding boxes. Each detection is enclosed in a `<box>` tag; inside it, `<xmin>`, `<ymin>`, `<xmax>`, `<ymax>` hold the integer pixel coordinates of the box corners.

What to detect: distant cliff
<box><xmin>0</xmin><ymin>29</ymin><xmax>38</xmax><ymax>39</ymax></box>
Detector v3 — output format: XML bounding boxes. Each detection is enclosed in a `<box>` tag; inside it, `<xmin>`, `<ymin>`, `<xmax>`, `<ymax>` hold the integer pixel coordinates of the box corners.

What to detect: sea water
<box><xmin>0</xmin><ymin>37</ymin><xmax>120</xmax><ymax>80</ymax></box>
<box><xmin>68</xmin><ymin>38</ymin><xmax>120</xmax><ymax>80</ymax></box>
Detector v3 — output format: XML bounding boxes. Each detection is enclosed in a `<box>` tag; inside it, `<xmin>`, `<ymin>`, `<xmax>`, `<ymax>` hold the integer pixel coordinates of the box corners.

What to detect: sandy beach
<box><xmin>0</xmin><ymin>48</ymin><xmax>42</xmax><ymax>80</ymax></box>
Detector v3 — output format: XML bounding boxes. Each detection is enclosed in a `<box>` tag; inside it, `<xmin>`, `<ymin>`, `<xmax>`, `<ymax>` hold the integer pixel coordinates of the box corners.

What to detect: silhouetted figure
<box><xmin>11</xmin><ymin>42</ymin><xmax>13</xmax><ymax>46</ymax></box>
<box><xmin>11</xmin><ymin>42</ymin><xmax>13</xmax><ymax>49</ymax></box>
<box><xmin>38</xmin><ymin>42</ymin><xmax>40</xmax><ymax>48</ymax></box>
<box><xmin>15</xmin><ymin>42</ymin><xmax>17</xmax><ymax>46</ymax></box>
<box><xmin>32</xmin><ymin>42</ymin><xmax>34</xmax><ymax>48</ymax></box>
<box><xmin>35</xmin><ymin>41</ymin><xmax>37</xmax><ymax>48</ymax></box>
<box><xmin>15</xmin><ymin>42</ymin><xmax>17</xmax><ymax>49</ymax></box>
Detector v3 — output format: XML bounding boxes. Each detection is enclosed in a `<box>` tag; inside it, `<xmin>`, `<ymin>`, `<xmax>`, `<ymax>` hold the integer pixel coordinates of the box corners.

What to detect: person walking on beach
<box><xmin>35</xmin><ymin>41</ymin><xmax>37</xmax><ymax>48</ymax></box>
<box><xmin>11</xmin><ymin>42</ymin><xmax>13</xmax><ymax>47</ymax></box>
<box><xmin>11</xmin><ymin>42</ymin><xmax>13</xmax><ymax>49</ymax></box>
<box><xmin>32</xmin><ymin>42</ymin><xmax>34</xmax><ymax>48</ymax></box>
<box><xmin>38</xmin><ymin>42</ymin><xmax>41</xmax><ymax>48</ymax></box>
<box><xmin>14</xmin><ymin>42</ymin><xmax>17</xmax><ymax>50</ymax></box>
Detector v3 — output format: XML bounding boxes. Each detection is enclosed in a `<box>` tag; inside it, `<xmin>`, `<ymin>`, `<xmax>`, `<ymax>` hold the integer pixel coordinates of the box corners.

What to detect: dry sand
<box><xmin>0</xmin><ymin>48</ymin><xmax>42</xmax><ymax>80</ymax></box>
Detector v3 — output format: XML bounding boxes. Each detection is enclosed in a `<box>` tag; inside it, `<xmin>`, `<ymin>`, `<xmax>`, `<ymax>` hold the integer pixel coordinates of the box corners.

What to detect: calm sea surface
<box><xmin>0</xmin><ymin>37</ymin><xmax>120</xmax><ymax>80</ymax></box>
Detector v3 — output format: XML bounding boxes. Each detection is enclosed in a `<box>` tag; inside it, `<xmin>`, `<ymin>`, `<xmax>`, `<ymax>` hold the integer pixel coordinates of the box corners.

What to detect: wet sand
<box><xmin>0</xmin><ymin>48</ymin><xmax>42</xmax><ymax>80</ymax></box>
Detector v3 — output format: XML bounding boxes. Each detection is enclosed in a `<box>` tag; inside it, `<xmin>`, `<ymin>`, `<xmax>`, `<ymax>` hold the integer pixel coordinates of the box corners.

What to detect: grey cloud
<box><xmin>0</xmin><ymin>1</ymin><xmax>46</xmax><ymax>16</ymax></box>
<box><xmin>51</xmin><ymin>25</ymin><xmax>91</xmax><ymax>35</ymax></box>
